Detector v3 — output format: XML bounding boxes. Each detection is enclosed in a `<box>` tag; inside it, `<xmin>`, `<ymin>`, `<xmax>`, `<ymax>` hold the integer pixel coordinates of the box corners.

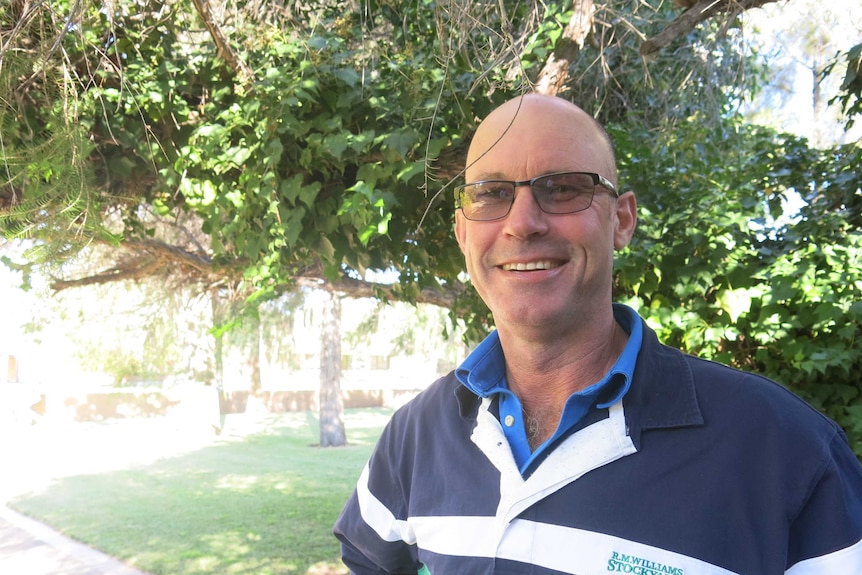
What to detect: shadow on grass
<box><xmin>8</xmin><ymin>409</ymin><xmax>392</xmax><ymax>575</ymax></box>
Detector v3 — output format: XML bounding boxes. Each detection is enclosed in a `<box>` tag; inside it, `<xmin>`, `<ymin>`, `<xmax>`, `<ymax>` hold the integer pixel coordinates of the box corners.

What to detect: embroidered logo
<box><xmin>607</xmin><ymin>551</ymin><xmax>684</xmax><ymax>575</ymax></box>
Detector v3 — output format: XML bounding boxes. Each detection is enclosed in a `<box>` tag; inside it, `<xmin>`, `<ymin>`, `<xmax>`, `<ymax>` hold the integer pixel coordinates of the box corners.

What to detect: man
<box><xmin>333</xmin><ymin>94</ymin><xmax>862</xmax><ymax>574</ymax></box>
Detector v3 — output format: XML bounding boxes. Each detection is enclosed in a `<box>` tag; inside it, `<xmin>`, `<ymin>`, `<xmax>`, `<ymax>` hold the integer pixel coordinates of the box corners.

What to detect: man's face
<box><xmin>454</xmin><ymin>96</ymin><xmax>635</xmax><ymax>334</ymax></box>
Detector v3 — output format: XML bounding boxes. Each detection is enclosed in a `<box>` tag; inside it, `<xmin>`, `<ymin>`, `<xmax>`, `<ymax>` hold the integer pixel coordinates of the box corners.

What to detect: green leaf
<box><xmin>264</xmin><ymin>139</ymin><xmax>283</xmax><ymax>165</ymax></box>
<box><xmin>717</xmin><ymin>287</ymin><xmax>757</xmax><ymax>323</ymax></box>
<box><xmin>299</xmin><ymin>182</ymin><xmax>322</xmax><ymax>207</ymax></box>
<box><xmin>384</xmin><ymin>130</ymin><xmax>418</xmax><ymax>160</ymax></box>
<box><xmin>334</xmin><ymin>68</ymin><xmax>360</xmax><ymax>87</ymax></box>
<box><xmin>397</xmin><ymin>161</ymin><xmax>425</xmax><ymax>182</ymax></box>
<box><xmin>323</xmin><ymin>133</ymin><xmax>349</xmax><ymax>160</ymax></box>
<box><xmin>313</xmin><ymin>234</ymin><xmax>336</xmax><ymax>261</ymax></box>
<box><xmin>280</xmin><ymin>174</ymin><xmax>304</xmax><ymax>205</ymax></box>
<box><xmin>282</xmin><ymin>207</ymin><xmax>306</xmax><ymax>248</ymax></box>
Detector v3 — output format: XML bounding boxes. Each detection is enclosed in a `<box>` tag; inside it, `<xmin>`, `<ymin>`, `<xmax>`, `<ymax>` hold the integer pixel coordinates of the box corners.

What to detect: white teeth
<box><xmin>502</xmin><ymin>261</ymin><xmax>557</xmax><ymax>271</ymax></box>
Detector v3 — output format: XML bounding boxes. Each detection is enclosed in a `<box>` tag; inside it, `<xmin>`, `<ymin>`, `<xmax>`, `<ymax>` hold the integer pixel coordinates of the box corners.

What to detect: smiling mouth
<box><xmin>501</xmin><ymin>260</ymin><xmax>561</xmax><ymax>271</ymax></box>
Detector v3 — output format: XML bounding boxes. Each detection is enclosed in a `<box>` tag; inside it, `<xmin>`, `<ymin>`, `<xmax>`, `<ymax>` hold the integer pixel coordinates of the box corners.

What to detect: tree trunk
<box><xmin>247</xmin><ymin>309</ymin><xmax>262</xmax><ymax>395</ymax></box>
<box><xmin>534</xmin><ymin>0</ymin><xmax>594</xmax><ymax>95</ymax></box>
<box><xmin>319</xmin><ymin>288</ymin><xmax>346</xmax><ymax>447</ymax></box>
<box><xmin>210</xmin><ymin>288</ymin><xmax>226</xmax><ymax>433</ymax></box>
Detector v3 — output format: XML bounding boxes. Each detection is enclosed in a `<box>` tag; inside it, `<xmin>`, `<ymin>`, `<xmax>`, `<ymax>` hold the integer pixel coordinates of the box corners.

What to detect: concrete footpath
<box><xmin>0</xmin><ymin>505</ymin><xmax>150</xmax><ymax>575</ymax></box>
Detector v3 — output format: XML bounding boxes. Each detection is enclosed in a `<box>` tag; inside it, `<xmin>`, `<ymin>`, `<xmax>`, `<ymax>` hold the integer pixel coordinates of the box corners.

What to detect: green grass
<box><xmin>9</xmin><ymin>409</ymin><xmax>391</xmax><ymax>575</ymax></box>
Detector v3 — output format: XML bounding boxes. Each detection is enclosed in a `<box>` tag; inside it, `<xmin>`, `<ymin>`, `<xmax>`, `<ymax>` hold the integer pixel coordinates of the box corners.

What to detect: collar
<box><xmin>454</xmin><ymin>307</ymin><xmax>704</xmax><ymax>452</ymax></box>
<box><xmin>455</xmin><ymin>304</ymin><xmax>641</xmax><ymax>400</ymax></box>
<box><xmin>622</xmin><ymin>320</ymin><xmax>704</xmax><ymax>449</ymax></box>
<box><xmin>455</xmin><ymin>305</ymin><xmax>643</xmax><ymax>472</ymax></box>
<box><xmin>454</xmin><ymin>328</ymin><xmax>506</xmax><ymax>398</ymax></box>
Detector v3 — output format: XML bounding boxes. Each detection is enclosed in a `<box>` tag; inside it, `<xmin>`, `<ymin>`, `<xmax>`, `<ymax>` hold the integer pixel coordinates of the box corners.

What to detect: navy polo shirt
<box><xmin>455</xmin><ymin>303</ymin><xmax>642</xmax><ymax>474</ymax></box>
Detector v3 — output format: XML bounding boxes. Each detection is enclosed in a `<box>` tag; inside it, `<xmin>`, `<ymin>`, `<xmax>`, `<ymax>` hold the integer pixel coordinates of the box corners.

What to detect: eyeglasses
<box><xmin>454</xmin><ymin>171</ymin><xmax>618</xmax><ymax>222</ymax></box>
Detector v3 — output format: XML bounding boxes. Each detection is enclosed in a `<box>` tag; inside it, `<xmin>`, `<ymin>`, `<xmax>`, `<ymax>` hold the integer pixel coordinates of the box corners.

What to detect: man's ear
<box><xmin>454</xmin><ymin>211</ymin><xmax>468</xmax><ymax>253</ymax></box>
<box><xmin>613</xmin><ymin>191</ymin><xmax>637</xmax><ymax>250</ymax></box>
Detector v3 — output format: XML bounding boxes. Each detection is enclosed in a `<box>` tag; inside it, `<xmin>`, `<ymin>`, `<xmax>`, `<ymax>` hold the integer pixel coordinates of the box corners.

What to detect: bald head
<box><xmin>465</xmin><ymin>94</ymin><xmax>618</xmax><ymax>187</ymax></box>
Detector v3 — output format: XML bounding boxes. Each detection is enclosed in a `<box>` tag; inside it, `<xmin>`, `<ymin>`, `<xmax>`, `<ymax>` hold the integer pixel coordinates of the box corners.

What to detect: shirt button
<box><xmin>504</xmin><ymin>415</ymin><xmax>515</xmax><ymax>427</ymax></box>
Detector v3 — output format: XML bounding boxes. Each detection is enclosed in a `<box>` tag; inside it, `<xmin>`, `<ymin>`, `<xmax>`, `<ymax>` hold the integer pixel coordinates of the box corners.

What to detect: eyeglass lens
<box><xmin>458</xmin><ymin>172</ymin><xmax>599</xmax><ymax>221</ymax></box>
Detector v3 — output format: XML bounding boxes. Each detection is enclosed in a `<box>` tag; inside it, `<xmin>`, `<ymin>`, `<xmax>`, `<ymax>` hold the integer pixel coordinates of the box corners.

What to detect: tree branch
<box><xmin>123</xmin><ymin>239</ymin><xmax>214</xmax><ymax>274</ymax></box>
<box><xmin>190</xmin><ymin>0</ymin><xmax>254</xmax><ymax>87</ymax></box>
<box><xmin>640</xmin><ymin>0</ymin><xmax>780</xmax><ymax>56</ymax></box>
<box><xmin>50</xmin><ymin>257</ymin><xmax>165</xmax><ymax>290</ymax></box>
<box><xmin>50</xmin><ymin>238</ymin><xmax>224</xmax><ymax>292</ymax></box>
<box><xmin>296</xmin><ymin>274</ymin><xmax>466</xmax><ymax>309</ymax></box>
<box><xmin>49</xmin><ymin>238</ymin><xmax>466</xmax><ymax>309</ymax></box>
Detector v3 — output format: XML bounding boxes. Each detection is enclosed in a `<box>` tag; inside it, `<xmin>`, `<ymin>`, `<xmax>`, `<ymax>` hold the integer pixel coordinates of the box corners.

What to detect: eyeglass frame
<box><xmin>453</xmin><ymin>171</ymin><xmax>619</xmax><ymax>222</ymax></box>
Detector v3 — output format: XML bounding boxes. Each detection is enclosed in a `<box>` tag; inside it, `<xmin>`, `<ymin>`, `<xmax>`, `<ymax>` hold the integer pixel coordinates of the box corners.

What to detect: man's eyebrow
<box><xmin>468</xmin><ymin>170</ymin><xmax>574</xmax><ymax>182</ymax></box>
<box><xmin>468</xmin><ymin>172</ymin><xmax>509</xmax><ymax>182</ymax></box>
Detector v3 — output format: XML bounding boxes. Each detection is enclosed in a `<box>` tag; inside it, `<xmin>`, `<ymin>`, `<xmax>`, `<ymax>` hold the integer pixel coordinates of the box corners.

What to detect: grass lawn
<box><xmin>7</xmin><ymin>408</ymin><xmax>392</xmax><ymax>575</ymax></box>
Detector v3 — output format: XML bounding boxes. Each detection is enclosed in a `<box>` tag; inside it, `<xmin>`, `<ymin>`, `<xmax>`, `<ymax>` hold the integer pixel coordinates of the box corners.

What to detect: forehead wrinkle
<box><xmin>467</xmin><ymin>122</ymin><xmax>581</xmax><ymax>181</ymax></box>
<box><xmin>468</xmin><ymin>168</ymin><xmax>579</xmax><ymax>184</ymax></box>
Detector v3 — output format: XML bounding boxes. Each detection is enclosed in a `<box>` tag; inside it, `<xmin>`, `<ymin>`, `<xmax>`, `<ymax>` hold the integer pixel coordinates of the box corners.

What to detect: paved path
<box><xmin>0</xmin><ymin>505</ymin><xmax>150</xmax><ymax>575</ymax></box>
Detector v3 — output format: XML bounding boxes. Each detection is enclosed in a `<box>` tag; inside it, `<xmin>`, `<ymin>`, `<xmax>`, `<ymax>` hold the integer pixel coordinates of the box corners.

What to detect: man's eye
<box><xmin>475</xmin><ymin>186</ymin><xmax>512</xmax><ymax>201</ymax></box>
<box><xmin>544</xmin><ymin>185</ymin><xmax>583</xmax><ymax>200</ymax></box>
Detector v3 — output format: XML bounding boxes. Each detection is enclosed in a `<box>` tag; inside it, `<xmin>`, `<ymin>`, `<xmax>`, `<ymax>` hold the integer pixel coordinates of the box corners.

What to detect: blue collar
<box><xmin>455</xmin><ymin>303</ymin><xmax>643</xmax><ymax>474</ymax></box>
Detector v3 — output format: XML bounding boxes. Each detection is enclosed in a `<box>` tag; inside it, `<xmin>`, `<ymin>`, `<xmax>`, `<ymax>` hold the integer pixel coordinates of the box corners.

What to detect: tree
<box><xmin>0</xmin><ymin>0</ymin><xmax>784</xmax><ymax>299</ymax></box>
<box><xmin>3</xmin><ymin>0</ymin><xmax>861</xmax><ymax>455</ymax></box>
<box><xmin>743</xmin><ymin>0</ymin><xmax>862</xmax><ymax>145</ymax></box>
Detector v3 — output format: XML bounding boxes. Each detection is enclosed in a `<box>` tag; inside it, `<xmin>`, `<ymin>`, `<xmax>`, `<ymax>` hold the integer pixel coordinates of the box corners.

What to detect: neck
<box><xmin>497</xmin><ymin>310</ymin><xmax>628</xmax><ymax>448</ymax></box>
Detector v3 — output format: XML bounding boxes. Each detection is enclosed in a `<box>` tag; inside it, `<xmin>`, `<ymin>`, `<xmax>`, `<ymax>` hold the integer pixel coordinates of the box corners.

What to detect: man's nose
<box><xmin>502</xmin><ymin>185</ymin><xmax>549</xmax><ymax>237</ymax></box>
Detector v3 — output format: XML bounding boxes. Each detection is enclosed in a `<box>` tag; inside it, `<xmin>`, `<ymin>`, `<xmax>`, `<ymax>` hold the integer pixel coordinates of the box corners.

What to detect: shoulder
<box><xmin>684</xmin><ymin>352</ymin><xmax>839</xmax><ymax>437</ymax></box>
<box><xmin>636</xmin><ymin>322</ymin><xmax>842</xmax><ymax>443</ymax></box>
<box><xmin>376</xmin><ymin>372</ymin><xmax>475</xmax><ymax>449</ymax></box>
<box><xmin>363</xmin><ymin>372</ymin><xmax>491</xmax><ymax>508</ymax></box>
<box><xmin>661</xmin><ymin>346</ymin><xmax>852</xmax><ymax>495</ymax></box>
<box><xmin>631</xmin><ymin>327</ymin><xmax>849</xmax><ymax>486</ymax></box>
<box><xmin>392</xmin><ymin>371</ymin><xmax>465</xmax><ymax>422</ymax></box>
